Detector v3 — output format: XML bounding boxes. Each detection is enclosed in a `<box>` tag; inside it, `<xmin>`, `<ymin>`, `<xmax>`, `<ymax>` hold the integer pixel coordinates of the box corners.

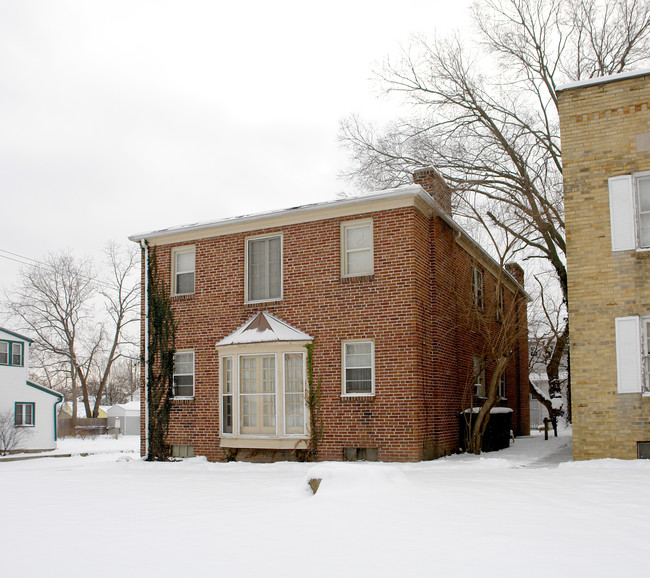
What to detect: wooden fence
<box><xmin>58</xmin><ymin>417</ymin><xmax>109</xmax><ymax>438</ymax></box>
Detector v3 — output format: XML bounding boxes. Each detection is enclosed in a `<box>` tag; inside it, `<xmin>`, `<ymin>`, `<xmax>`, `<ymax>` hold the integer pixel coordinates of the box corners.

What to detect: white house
<box><xmin>0</xmin><ymin>327</ymin><xmax>63</xmax><ymax>452</ymax></box>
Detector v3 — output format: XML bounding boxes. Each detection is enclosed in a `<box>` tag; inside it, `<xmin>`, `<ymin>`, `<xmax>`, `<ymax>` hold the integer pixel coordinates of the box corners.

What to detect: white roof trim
<box><xmin>557</xmin><ymin>68</ymin><xmax>650</xmax><ymax>92</ymax></box>
<box><xmin>129</xmin><ymin>185</ymin><xmax>424</xmax><ymax>242</ymax></box>
<box><xmin>216</xmin><ymin>312</ymin><xmax>313</xmax><ymax>346</ymax></box>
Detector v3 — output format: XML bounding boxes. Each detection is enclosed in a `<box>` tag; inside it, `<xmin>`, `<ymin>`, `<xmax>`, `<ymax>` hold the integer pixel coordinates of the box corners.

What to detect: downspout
<box><xmin>140</xmin><ymin>239</ymin><xmax>149</xmax><ymax>460</ymax></box>
<box><xmin>53</xmin><ymin>397</ymin><xmax>63</xmax><ymax>442</ymax></box>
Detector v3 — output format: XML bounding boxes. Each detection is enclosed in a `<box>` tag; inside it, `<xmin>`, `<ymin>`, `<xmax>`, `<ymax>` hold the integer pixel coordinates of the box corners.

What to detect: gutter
<box><xmin>140</xmin><ymin>239</ymin><xmax>149</xmax><ymax>460</ymax></box>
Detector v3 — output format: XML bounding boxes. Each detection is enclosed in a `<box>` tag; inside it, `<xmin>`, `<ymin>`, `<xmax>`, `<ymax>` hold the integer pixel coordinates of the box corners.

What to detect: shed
<box><xmin>107</xmin><ymin>401</ymin><xmax>140</xmax><ymax>435</ymax></box>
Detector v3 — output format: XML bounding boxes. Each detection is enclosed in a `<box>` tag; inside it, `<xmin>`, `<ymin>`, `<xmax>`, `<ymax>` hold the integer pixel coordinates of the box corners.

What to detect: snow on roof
<box><xmin>216</xmin><ymin>312</ymin><xmax>313</xmax><ymax>346</ymax></box>
<box><xmin>129</xmin><ymin>184</ymin><xmax>424</xmax><ymax>242</ymax></box>
<box><xmin>557</xmin><ymin>68</ymin><xmax>650</xmax><ymax>92</ymax></box>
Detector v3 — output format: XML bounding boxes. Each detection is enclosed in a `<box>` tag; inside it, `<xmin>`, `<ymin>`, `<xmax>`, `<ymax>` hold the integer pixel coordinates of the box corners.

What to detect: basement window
<box><xmin>637</xmin><ymin>442</ymin><xmax>650</xmax><ymax>459</ymax></box>
<box><xmin>171</xmin><ymin>445</ymin><xmax>194</xmax><ymax>458</ymax></box>
<box><xmin>343</xmin><ymin>447</ymin><xmax>378</xmax><ymax>461</ymax></box>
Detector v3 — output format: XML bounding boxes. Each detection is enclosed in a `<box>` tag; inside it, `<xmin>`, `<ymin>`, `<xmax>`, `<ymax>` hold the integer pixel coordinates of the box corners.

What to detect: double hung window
<box><xmin>343</xmin><ymin>341</ymin><xmax>374</xmax><ymax>395</ymax></box>
<box><xmin>173</xmin><ymin>247</ymin><xmax>195</xmax><ymax>295</ymax></box>
<box><xmin>15</xmin><ymin>402</ymin><xmax>34</xmax><ymax>427</ymax></box>
<box><xmin>246</xmin><ymin>235</ymin><xmax>282</xmax><ymax>302</ymax></box>
<box><xmin>342</xmin><ymin>220</ymin><xmax>373</xmax><ymax>277</ymax></box>
<box><xmin>0</xmin><ymin>341</ymin><xmax>23</xmax><ymax>366</ymax></box>
<box><xmin>173</xmin><ymin>351</ymin><xmax>194</xmax><ymax>398</ymax></box>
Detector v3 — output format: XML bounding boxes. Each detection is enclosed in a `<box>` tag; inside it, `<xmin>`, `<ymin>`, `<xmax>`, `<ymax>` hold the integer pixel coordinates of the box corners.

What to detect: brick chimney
<box><xmin>413</xmin><ymin>167</ymin><xmax>453</xmax><ymax>215</ymax></box>
<box><xmin>505</xmin><ymin>262</ymin><xmax>525</xmax><ymax>288</ymax></box>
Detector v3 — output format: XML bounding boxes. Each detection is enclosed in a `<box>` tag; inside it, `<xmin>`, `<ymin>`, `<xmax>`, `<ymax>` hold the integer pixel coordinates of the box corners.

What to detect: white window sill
<box><xmin>341</xmin><ymin>393</ymin><xmax>375</xmax><ymax>399</ymax></box>
<box><xmin>244</xmin><ymin>298</ymin><xmax>283</xmax><ymax>305</ymax></box>
<box><xmin>171</xmin><ymin>396</ymin><xmax>194</xmax><ymax>401</ymax></box>
<box><xmin>220</xmin><ymin>437</ymin><xmax>308</xmax><ymax>450</ymax></box>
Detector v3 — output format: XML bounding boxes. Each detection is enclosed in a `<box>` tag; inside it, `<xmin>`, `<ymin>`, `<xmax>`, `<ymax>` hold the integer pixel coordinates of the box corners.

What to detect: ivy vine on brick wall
<box><xmin>146</xmin><ymin>246</ymin><xmax>176</xmax><ymax>461</ymax></box>
<box><xmin>304</xmin><ymin>342</ymin><xmax>323</xmax><ymax>461</ymax></box>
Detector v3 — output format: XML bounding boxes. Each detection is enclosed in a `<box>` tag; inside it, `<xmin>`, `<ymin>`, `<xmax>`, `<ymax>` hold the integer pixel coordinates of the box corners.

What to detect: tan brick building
<box><xmin>559</xmin><ymin>69</ymin><xmax>650</xmax><ymax>460</ymax></box>
<box><xmin>130</xmin><ymin>169</ymin><xmax>529</xmax><ymax>462</ymax></box>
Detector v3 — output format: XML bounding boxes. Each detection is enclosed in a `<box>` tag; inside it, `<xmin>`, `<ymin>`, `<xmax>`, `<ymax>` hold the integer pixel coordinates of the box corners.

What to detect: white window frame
<box><xmin>15</xmin><ymin>402</ymin><xmax>35</xmax><ymax>427</ymax></box>
<box><xmin>172</xmin><ymin>246</ymin><xmax>195</xmax><ymax>296</ymax></box>
<box><xmin>245</xmin><ymin>233</ymin><xmax>283</xmax><ymax>303</ymax></box>
<box><xmin>283</xmin><ymin>352</ymin><xmax>307</xmax><ymax>436</ymax></box>
<box><xmin>221</xmin><ymin>356</ymin><xmax>234</xmax><ymax>435</ymax></box>
<box><xmin>219</xmin><ymin>349</ymin><xmax>307</xmax><ymax>439</ymax></box>
<box><xmin>173</xmin><ymin>351</ymin><xmax>195</xmax><ymax>399</ymax></box>
<box><xmin>341</xmin><ymin>219</ymin><xmax>374</xmax><ymax>278</ymax></box>
<box><xmin>472</xmin><ymin>266</ymin><xmax>484</xmax><ymax>309</ymax></box>
<box><xmin>342</xmin><ymin>340</ymin><xmax>375</xmax><ymax>397</ymax></box>
<box><xmin>0</xmin><ymin>341</ymin><xmax>8</xmax><ymax>365</ymax></box>
<box><xmin>636</xmin><ymin>172</ymin><xmax>650</xmax><ymax>249</ymax></box>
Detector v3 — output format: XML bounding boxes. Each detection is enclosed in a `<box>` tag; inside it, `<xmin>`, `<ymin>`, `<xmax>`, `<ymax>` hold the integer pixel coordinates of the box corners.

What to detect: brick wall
<box><xmin>559</xmin><ymin>72</ymin><xmax>650</xmax><ymax>459</ymax></box>
<box><xmin>139</xmin><ymin>199</ymin><xmax>528</xmax><ymax>461</ymax></box>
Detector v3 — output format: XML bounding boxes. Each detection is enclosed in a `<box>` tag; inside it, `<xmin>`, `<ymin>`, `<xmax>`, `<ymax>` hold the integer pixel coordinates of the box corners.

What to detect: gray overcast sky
<box><xmin>0</xmin><ymin>0</ymin><xmax>470</xmax><ymax>290</ymax></box>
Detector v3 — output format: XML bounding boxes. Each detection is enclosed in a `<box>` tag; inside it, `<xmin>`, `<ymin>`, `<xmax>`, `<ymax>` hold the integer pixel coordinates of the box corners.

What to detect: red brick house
<box><xmin>130</xmin><ymin>169</ymin><xmax>529</xmax><ymax>462</ymax></box>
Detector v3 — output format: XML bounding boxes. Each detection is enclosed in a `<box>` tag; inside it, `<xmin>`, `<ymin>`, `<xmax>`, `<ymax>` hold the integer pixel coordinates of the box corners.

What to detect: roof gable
<box><xmin>217</xmin><ymin>312</ymin><xmax>312</xmax><ymax>347</ymax></box>
<box><xmin>0</xmin><ymin>327</ymin><xmax>33</xmax><ymax>343</ymax></box>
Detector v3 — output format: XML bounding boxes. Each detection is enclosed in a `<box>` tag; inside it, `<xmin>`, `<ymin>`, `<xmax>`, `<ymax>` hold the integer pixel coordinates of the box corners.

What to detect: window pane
<box><xmin>15</xmin><ymin>405</ymin><xmax>23</xmax><ymax>426</ymax></box>
<box><xmin>346</xmin><ymin>368</ymin><xmax>372</xmax><ymax>392</ymax></box>
<box><xmin>346</xmin><ymin>342</ymin><xmax>371</xmax><ymax>367</ymax></box>
<box><xmin>0</xmin><ymin>342</ymin><xmax>7</xmax><ymax>364</ymax></box>
<box><xmin>223</xmin><ymin>357</ymin><xmax>232</xmax><ymax>394</ymax></box>
<box><xmin>174</xmin><ymin>353</ymin><xmax>193</xmax><ymax>374</ymax></box>
<box><xmin>347</xmin><ymin>250</ymin><xmax>372</xmax><ymax>275</ymax></box>
<box><xmin>639</xmin><ymin>213</ymin><xmax>650</xmax><ymax>247</ymax></box>
<box><xmin>241</xmin><ymin>357</ymin><xmax>257</xmax><ymax>393</ymax></box>
<box><xmin>346</xmin><ymin>225</ymin><xmax>371</xmax><ymax>250</ymax></box>
<box><xmin>11</xmin><ymin>343</ymin><xmax>22</xmax><ymax>365</ymax></box>
<box><xmin>638</xmin><ymin>178</ymin><xmax>650</xmax><ymax>211</ymax></box>
<box><xmin>176</xmin><ymin>272</ymin><xmax>194</xmax><ymax>294</ymax></box>
<box><xmin>222</xmin><ymin>395</ymin><xmax>233</xmax><ymax>433</ymax></box>
<box><xmin>285</xmin><ymin>354</ymin><xmax>303</xmax><ymax>392</ymax></box>
<box><xmin>176</xmin><ymin>251</ymin><xmax>195</xmax><ymax>273</ymax></box>
<box><xmin>25</xmin><ymin>404</ymin><xmax>33</xmax><ymax>425</ymax></box>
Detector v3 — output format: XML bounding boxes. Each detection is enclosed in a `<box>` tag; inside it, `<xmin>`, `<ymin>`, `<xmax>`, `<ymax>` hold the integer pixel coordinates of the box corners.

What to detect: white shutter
<box><xmin>608</xmin><ymin>175</ymin><xmax>636</xmax><ymax>251</ymax></box>
<box><xmin>615</xmin><ymin>316</ymin><xmax>642</xmax><ymax>393</ymax></box>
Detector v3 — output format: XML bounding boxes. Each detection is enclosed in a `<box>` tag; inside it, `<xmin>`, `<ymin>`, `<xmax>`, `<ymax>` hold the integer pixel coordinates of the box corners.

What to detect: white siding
<box><xmin>0</xmin><ymin>330</ymin><xmax>61</xmax><ymax>451</ymax></box>
<box><xmin>615</xmin><ymin>316</ymin><xmax>643</xmax><ymax>394</ymax></box>
<box><xmin>609</xmin><ymin>175</ymin><xmax>636</xmax><ymax>251</ymax></box>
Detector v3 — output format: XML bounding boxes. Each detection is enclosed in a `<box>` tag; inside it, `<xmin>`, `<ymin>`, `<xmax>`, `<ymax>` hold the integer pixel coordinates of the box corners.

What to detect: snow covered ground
<box><xmin>2</xmin><ymin>429</ymin><xmax>649</xmax><ymax>577</ymax></box>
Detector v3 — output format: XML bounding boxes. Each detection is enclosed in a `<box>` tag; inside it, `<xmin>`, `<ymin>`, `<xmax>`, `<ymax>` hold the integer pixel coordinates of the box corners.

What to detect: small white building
<box><xmin>107</xmin><ymin>401</ymin><xmax>140</xmax><ymax>435</ymax></box>
<box><xmin>0</xmin><ymin>327</ymin><xmax>63</xmax><ymax>452</ymax></box>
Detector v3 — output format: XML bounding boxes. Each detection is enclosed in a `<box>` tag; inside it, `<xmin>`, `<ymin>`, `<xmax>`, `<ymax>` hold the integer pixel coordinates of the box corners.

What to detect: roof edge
<box><xmin>0</xmin><ymin>327</ymin><xmax>34</xmax><ymax>343</ymax></box>
<box><xmin>26</xmin><ymin>381</ymin><xmax>64</xmax><ymax>399</ymax></box>
<box><xmin>557</xmin><ymin>68</ymin><xmax>650</xmax><ymax>93</ymax></box>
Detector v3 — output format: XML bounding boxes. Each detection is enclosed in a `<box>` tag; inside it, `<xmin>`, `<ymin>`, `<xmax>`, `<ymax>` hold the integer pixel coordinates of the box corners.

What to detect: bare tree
<box><xmin>0</xmin><ymin>412</ymin><xmax>32</xmax><ymax>455</ymax></box>
<box><xmin>457</xmin><ymin>213</ymin><xmax>527</xmax><ymax>453</ymax></box>
<box><xmin>3</xmin><ymin>243</ymin><xmax>139</xmax><ymax>422</ymax></box>
<box><xmin>340</xmin><ymin>0</ymin><xmax>650</xmax><ymax>415</ymax></box>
